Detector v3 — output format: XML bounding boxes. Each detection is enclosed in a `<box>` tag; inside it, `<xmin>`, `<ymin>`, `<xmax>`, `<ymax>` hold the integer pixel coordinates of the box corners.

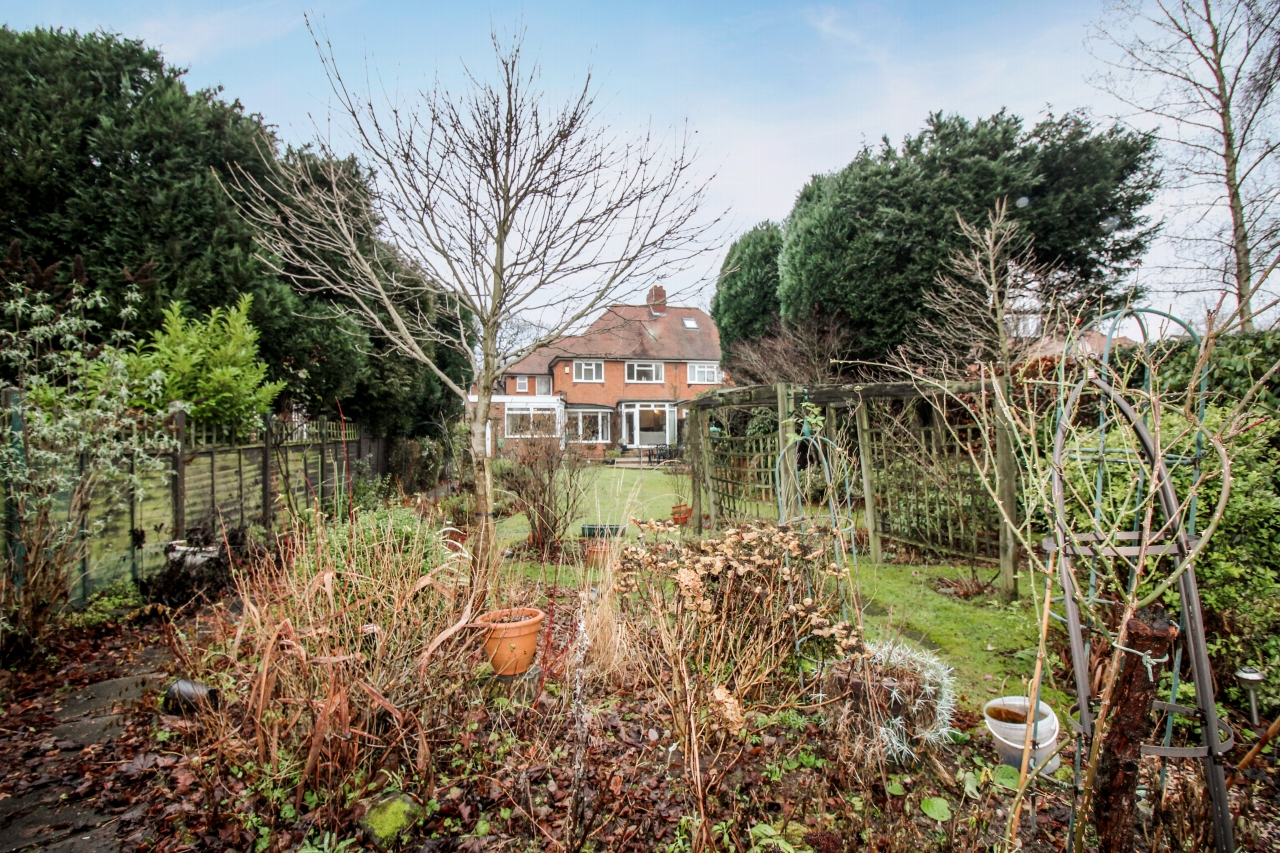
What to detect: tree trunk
<box><xmin>1094</xmin><ymin>608</ymin><xmax>1179</xmax><ymax>853</ymax></box>
<box><xmin>467</xmin><ymin>388</ymin><xmax>497</xmax><ymax>604</ymax></box>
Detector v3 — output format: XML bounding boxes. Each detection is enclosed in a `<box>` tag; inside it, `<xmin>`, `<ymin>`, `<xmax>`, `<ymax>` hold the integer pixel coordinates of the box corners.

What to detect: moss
<box><xmin>857</xmin><ymin>563</ymin><xmax>1069</xmax><ymax>712</ymax></box>
<box><xmin>360</xmin><ymin>794</ymin><xmax>421</xmax><ymax>847</ymax></box>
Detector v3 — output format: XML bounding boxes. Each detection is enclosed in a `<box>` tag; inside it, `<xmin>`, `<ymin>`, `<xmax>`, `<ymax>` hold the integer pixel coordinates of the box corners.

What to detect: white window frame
<box><xmin>682</xmin><ymin>317</ymin><xmax>699</xmax><ymax>329</ymax></box>
<box><xmin>625</xmin><ymin>361</ymin><xmax>664</xmax><ymax>383</ymax></box>
<box><xmin>515</xmin><ymin>376</ymin><xmax>528</xmax><ymax>393</ymax></box>
<box><xmin>504</xmin><ymin>405</ymin><xmax>559</xmax><ymax>438</ymax></box>
<box><xmin>567</xmin><ymin>410</ymin><xmax>611</xmax><ymax>443</ymax></box>
<box><xmin>687</xmin><ymin>362</ymin><xmax>722</xmax><ymax>385</ymax></box>
<box><xmin>536</xmin><ymin>376</ymin><xmax>551</xmax><ymax>395</ymax></box>
<box><xmin>573</xmin><ymin>360</ymin><xmax>604</xmax><ymax>382</ymax></box>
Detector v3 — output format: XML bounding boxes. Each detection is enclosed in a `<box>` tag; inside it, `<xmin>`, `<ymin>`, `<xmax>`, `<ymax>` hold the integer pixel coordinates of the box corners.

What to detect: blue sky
<box><xmin>4</xmin><ymin>1</ymin><xmax>1120</xmax><ymax>301</ymax></box>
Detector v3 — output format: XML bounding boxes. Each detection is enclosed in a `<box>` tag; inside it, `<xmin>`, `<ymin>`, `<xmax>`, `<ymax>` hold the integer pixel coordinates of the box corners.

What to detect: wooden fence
<box><xmin>2</xmin><ymin>404</ymin><xmax>388</xmax><ymax>605</ymax></box>
<box><xmin>683</xmin><ymin>379</ymin><xmax>1019</xmax><ymax>599</ymax></box>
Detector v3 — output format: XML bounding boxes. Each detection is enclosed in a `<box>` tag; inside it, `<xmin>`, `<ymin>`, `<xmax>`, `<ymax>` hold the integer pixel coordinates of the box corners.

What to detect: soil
<box><xmin>3</xmin><ymin>598</ymin><xmax>1278</xmax><ymax>852</ymax></box>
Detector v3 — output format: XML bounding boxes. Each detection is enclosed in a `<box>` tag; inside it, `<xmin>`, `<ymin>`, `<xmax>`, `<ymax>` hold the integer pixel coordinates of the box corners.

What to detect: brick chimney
<box><xmin>646</xmin><ymin>285</ymin><xmax>667</xmax><ymax>315</ymax></box>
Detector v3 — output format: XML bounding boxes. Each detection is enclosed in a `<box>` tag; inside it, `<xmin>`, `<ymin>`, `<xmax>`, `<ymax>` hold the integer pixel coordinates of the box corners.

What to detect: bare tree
<box><xmin>722</xmin><ymin>313</ymin><xmax>851</xmax><ymax>386</ymax></box>
<box><xmin>228</xmin><ymin>28</ymin><xmax>719</xmax><ymax>591</ymax></box>
<box><xmin>1093</xmin><ymin>0</ymin><xmax>1280</xmax><ymax>331</ymax></box>
<box><xmin>903</xmin><ymin>201</ymin><xmax>1059</xmax><ymax>374</ymax></box>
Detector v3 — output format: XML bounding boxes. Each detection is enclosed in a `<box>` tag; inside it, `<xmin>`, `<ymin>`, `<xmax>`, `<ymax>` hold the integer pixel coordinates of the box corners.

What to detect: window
<box><xmin>573</xmin><ymin>360</ymin><xmax>604</xmax><ymax>382</ymax></box>
<box><xmin>536</xmin><ymin>376</ymin><xmax>551</xmax><ymax>395</ymax></box>
<box><xmin>682</xmin><ymin>317</ymin><xmax>699</xmax><ymax>329</ymax></box>
<box><xmin>638</xmin><ymin>408</ymin><xmax>665</xmax><ymax>431</ymax></box>
<box><xmin>566</xmin><ymin>410</ymin><xmax>610</xmax><ymax>442</ymax></box>
<box><xmin>505</xmin><ymin>406</ymin><xmax>558</xmax><ymax>438</ymax></box>
<box><xmin>625</xmin><ymin>361</ymin><xmax>664</xmax><ymax>383</ymax></box>
<box><xmin>687</xmin><ymin>362</ymin><xmax>721</xmax><ymax>384</ymax></box>
<box><xmin>515</xmin><ymin>376</ymin><xmax>528</xmax><ymax>393</ymax></box>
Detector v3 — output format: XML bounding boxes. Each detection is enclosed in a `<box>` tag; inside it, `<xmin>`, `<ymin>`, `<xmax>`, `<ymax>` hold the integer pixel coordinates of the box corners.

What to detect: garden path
<box><xmin>0</xmin><ymin>634</ymin><xmax>168</xmax><ymax>852</ymax></box>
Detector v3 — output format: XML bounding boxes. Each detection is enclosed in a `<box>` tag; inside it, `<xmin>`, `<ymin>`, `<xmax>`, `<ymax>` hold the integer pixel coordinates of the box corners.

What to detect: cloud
<box><xmin>126</xmin><ymin>1</ymin><xmax>303</xmax><ymax>67</ymax></box>
<box><xmin>692</xmin><ymin>14</ymin><xmax>1099</xmax><ymax>235</ymax></box>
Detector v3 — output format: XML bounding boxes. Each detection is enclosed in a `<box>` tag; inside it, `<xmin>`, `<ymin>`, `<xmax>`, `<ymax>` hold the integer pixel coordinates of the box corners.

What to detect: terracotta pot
<box><xmin>476</xmin><ymin>608</ymin><xmax>546</xmax><ymax>676</ymax></box>
<box><xmin>585</xmin><ymin>541</ymin><xmax>611</xmax><ymax>569</ymax></box>
<box><xmin>671</xmin><ymin>504</ymin><xmax>692</xmax><ymax>526</ymax></box>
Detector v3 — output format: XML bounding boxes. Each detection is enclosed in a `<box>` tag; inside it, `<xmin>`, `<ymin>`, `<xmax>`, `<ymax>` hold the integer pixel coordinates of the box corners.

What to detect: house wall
<box><xmin>555</xmin><ymin>359</ymin><xmax>718</xmax><ymax>404</ymax></box>
<box><xmin>496</xmin><ymin>360</ymin><xmax>720</xmax><ymax>456</ymax></box>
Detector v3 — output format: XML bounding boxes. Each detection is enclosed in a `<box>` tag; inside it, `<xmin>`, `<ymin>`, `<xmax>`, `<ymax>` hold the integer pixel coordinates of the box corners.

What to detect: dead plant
<box><xmin>178</xmin><ymin>507</ymin><xmax>482</xmax><ymax>832</ymax></box>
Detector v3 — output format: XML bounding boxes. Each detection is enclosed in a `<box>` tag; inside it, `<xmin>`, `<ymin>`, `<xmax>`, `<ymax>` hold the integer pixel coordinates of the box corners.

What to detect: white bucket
<box><xmin>983</xmin><ymin>696</ymin><xmax>1061</xmax><ymax>776</ymax></box>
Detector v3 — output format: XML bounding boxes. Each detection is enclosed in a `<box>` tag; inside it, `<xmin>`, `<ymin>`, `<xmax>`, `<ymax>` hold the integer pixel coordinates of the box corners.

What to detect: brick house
<box><xmin>478</xmin><ymin>286</ymin><xmax>723</xmax><ymax>456</ymax></box>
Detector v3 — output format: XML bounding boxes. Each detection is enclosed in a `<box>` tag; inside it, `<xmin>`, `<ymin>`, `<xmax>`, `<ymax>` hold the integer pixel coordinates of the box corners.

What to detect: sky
<box><xmin>3</xmin><ymin>0</ymin><xmax>1148</xmax><ymax>308</ymax></box>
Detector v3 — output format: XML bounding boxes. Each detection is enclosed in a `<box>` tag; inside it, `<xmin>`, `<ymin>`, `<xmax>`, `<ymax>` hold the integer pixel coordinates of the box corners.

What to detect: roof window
<box><xmin>682</xmin><ymin>317</ymin><xmax>699</xmax><ymax>329</ymax></box>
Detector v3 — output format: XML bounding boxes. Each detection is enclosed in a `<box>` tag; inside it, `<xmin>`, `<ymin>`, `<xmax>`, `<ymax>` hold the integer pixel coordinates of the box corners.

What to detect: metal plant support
<box><xmin>1049</xmin><ymin>309</ymin><xmax>1234</xmax><ymax>853</ymax></box>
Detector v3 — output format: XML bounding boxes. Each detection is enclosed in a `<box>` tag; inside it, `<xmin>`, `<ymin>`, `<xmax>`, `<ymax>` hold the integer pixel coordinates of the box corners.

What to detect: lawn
<box><xmin>855</xmin><ymin>562</ymin><xmax>1070</xmax><ymax>712</ymax></box>
<box><xmin>496</xmin><ymin>464</ymin><xmax>1057</xmax><ymax>713</ymax></box>
<box><xmin>496</xmin><ymin>465</ymin><xmax>687</xmax><ymax>547</ymax></box>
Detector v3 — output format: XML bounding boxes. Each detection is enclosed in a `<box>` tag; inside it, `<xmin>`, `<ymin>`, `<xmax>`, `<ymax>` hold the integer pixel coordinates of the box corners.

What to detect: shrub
<box><xmin>123</xmin><ymin>296</ymin><xmax>285</xmax><ymax>434</ymax></box>
<box><xmin>496</xmin><ymin>438</ymin><xmax>597</xmax><ymax>557</ymax></box>
<box><xmin>1</xmin><ymin>244</ymin><xmax>170</xmax><ymax>663</ymax></box>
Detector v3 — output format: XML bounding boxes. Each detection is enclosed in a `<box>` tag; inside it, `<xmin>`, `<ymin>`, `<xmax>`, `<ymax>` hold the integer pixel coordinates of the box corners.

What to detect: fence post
<box><xmin>854</xmin><ymin>399</ymin><xmax>882</xmax><ymax>563</ymax></box>
<box><xmin>318</xmin><ymin>416</ymin><xmax>327</xmax><ymax>511</ymax></box>
<box><xmin>2</xmin><ymin>388</ymin><xmax>24</xmax><ymax>579</ymax></box>
<box><xmin>171</xmin><ymin>410</ymin><xmax>186</xmax><ymax>541</ymax></box>
<box><xmin>700</xmin><ymin>409</ymin><xmax>718</xmax><ymax>530</ymax></box>
<box><xmin>776</xmin><ymin>382</ymin><xmax>794</xmax><ymax>518</ymax></box>
<box><xmin>996</xmin><ymin>379</ymin><xmax>1018</xmax><ymax>601</ymax></box>
<box><xmin>262</xmin><ymin>413</ymin><xmax>274</xmax><ymax>530</ymax></box>
<box><xmin>688</xmin><ymin>408</ymin><xmax>702</xmax><ymax>534</ymax></box>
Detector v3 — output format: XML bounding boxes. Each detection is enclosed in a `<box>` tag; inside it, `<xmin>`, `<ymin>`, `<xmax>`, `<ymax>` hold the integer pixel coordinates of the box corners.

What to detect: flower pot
<box><xmin>585</xmin><ymin>541</ymin><xmax>611</xmax><ymax>569</ymax></box>
<box><xmin>476</xmin><ymin>608</ymin><xmax>546</xmax><ymax>676</ymax></box>
<box><xmin>581</xmin><ymin>524</ymin><xmax>621</xmax><ymax>539</ymax></box>
<box><xmin>671</xmin><ymin>504</ymin><xmax>692</xmax><ymax>526</ymax></box>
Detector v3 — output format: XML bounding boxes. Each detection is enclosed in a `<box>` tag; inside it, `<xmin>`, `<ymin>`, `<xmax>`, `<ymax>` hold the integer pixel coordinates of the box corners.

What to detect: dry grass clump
<box><xmin>825</xmin><ymin>640</ymin><xmax>957</xmax><ymax>784</ymax></box>
<box><xmin>181</xmin><ymin>508</ymin><xmax>483</xmax><ymax>828</ymax></box>
<box><xmin>579</xmin><ymin>537</ymin><xmax>639</xmax><ymax>684</ymax></box>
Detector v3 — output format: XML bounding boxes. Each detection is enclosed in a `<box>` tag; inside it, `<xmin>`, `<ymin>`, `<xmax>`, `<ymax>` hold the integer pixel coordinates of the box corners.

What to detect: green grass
<box><xmin>496</xmin><ymin>466</ymin><xmax>687</xmax><ymax>547</ymax></box>
<box><xmin>492</xmin><ymin>465</ymin><xmax>1061</xmax><ymax>715</ymax></box>
<box><xmin>854</xmin><ymin>562</ymin><xmax>1069</xmax><ymax>713</ymax></box>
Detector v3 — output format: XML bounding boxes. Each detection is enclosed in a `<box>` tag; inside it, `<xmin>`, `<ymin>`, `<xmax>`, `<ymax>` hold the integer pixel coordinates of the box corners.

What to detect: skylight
<box><xmin>682</xmin><ymin>317</ymin><xmax>699</xmax><ymax>329</ymax></box>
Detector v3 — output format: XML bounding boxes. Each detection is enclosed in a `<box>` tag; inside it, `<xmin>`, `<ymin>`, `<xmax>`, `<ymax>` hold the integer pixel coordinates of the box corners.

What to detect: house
<box><xmin>481</xmin><ymin>285</ymin><xmax>723</xmax><ymax>456</ymax></box>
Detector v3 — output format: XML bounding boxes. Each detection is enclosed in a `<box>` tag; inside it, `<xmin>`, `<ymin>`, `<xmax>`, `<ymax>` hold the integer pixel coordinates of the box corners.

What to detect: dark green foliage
<box><xmin>0</xmin><ymin>27</ymin><xmax>466</xmax><ymax>432</ymax></box>
<box><xmin>1168</xmin><ymin>411</ymin><xmax>1280</xmax><ymax>715</ymax></box>
<box><xmin>711</xmin><ymin>222</ymin><xmax>783</xmax><ymax>349</ymax></box>
<box><xmin>1125</xmin><ymin>331</ymin><xmax>1280</xmax><ymax>413</ymax></box>
<box><xmin>0</xmin><ymin>27</ymin><xmax>275</xmax><ymax>333</ymax></box>
<box><xmin>756</xmin><ymin>110</ymin><xmax>1158</xmax><ymax>360</ymax></box>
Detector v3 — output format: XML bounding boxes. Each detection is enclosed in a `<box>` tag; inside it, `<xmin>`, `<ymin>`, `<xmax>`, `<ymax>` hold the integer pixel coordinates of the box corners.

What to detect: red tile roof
<box><xmin>505</xmin><ymin>303</ymin><xmax>721</xmax><ymax>374</ymax></box>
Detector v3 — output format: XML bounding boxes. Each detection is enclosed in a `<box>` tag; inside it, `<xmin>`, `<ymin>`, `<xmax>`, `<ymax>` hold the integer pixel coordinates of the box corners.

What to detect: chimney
<box><xmin>647</xmin><ymin>285</ymin><xmax>667</xmax><ymax>315</ymax></box>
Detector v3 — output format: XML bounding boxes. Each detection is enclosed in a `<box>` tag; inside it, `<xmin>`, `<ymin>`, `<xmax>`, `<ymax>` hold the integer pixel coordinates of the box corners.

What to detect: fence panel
<box><xmin>0</xmin><ymin>410</ymin><xmax>389</xmax><ymax>605</ymax></box>
<box><xmin>708</xmin><ymin>432</ymin><xmax>780</xmax><ymax>521</ymax></box>
<box><xmin>863</xmin><ymin>400</ymin><xmax>1001</xmax><ymax>561</ymax></box>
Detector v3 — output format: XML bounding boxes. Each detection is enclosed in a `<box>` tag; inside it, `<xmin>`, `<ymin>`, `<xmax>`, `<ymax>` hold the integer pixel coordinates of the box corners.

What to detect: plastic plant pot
<box><xmin>983</xmin><ymin>696</ymin><xmax>1061</xmax><ymax>775</ymax></box>
<box><xmin>475</xmin><ymin>608</ymin><xmax>546</xmax><ymax>676</ymax></box>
